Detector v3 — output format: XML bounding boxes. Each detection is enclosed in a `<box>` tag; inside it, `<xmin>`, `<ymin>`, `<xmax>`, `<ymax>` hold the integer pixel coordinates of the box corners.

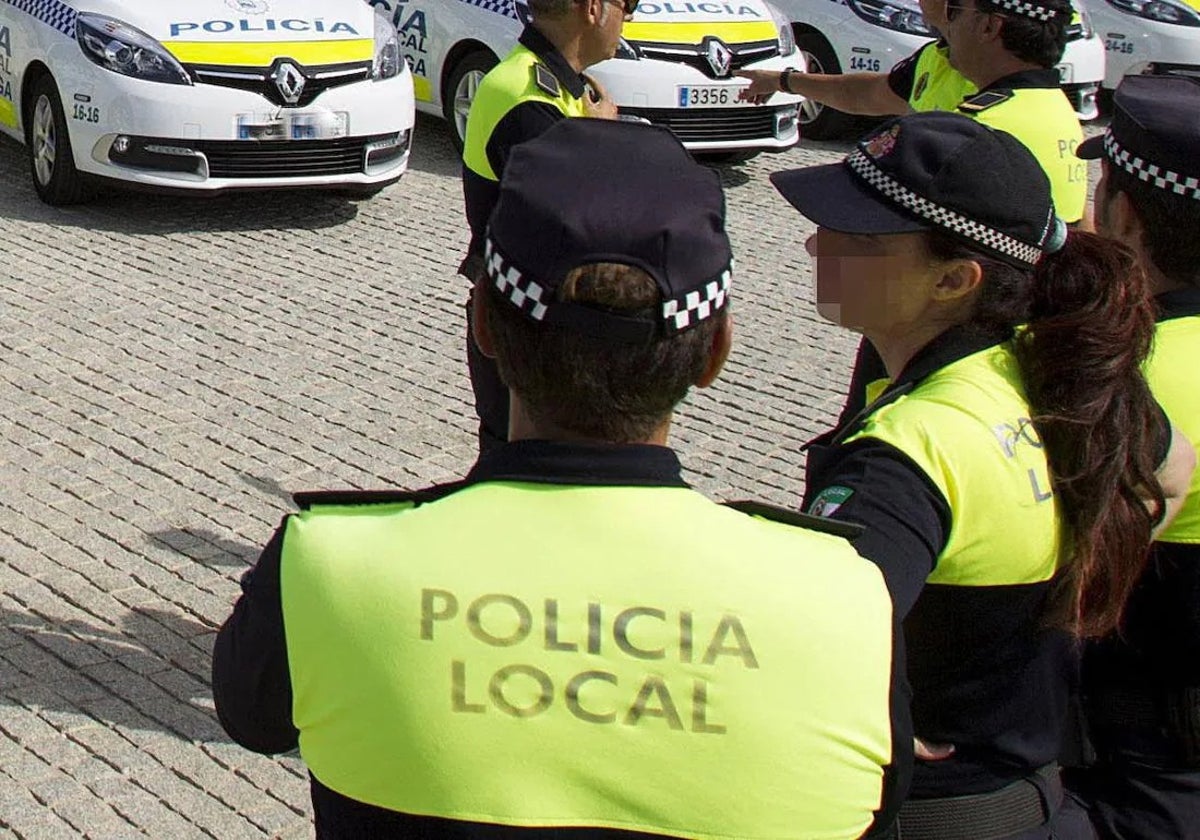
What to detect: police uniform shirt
<box><xmin>213</xmin><ymin>440</ymin><xmax>912</xmax><ymax>839</ymax></box>
<box><xmin>804</xmin><ymin>327</ymin><xmax>1166</xmax><ymax>799</ymax></box>
<box><xmin>461</xmin><ymin>26</ymin><xmax>588</xmax><ymax>263</ymax></box>
<box><xmin>1083</xmin><ymin>288</ymin><xmax>1200</xmax><ymax>745</ymax></box>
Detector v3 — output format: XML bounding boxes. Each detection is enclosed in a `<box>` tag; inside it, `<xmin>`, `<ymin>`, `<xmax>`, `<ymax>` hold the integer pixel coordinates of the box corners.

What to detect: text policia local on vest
<box><xmin>420</xmin><ymin>589</ymin><xmax>762</xmax><ymax>735</ymax></box>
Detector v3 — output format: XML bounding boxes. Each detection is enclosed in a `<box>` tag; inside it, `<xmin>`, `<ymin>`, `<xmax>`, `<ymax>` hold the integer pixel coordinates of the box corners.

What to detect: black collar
<box><xmin>979</xmin><ymin>68</ymin><xmax>1061</xmax><ymax>92</ymax></box>
<box><xmin>466</xmin><ymin>439</ymin><xmax>689</xmax><ymax>488</ymax></box>
<box><xmin>519</xmin><ymin>25</ymin><xmax>588</xmax><ymax>100</ymax></box>
<box><xmin>829</xmin><ymin>326</ymin><xmax>1006</xmax><ymax>447</ymax></box>
<box><xmin>1157</xmin><ymin>287</ymin><xmax>1200</xmax><ymax>322</ymax></box>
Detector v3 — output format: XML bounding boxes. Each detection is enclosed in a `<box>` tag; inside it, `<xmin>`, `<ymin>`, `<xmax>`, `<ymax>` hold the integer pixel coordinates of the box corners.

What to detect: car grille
<box><xmin>189</xmin><ymin>62</ymin><xmax>371</xmax><ymax>107</ymax></box>
<box><xmin>192</xmin><ymin>135</ymin><xmax>385</xmax><ymax>178</ymax></box>
<box><xmin>620</xmin><ymin>106</ymin><xmax>779</xmax><ymax>143</ymax></box>
<box><xmin>633</xmin><ymin>39</ymin><xmax>779</xmax><ymax>79</ymax></box>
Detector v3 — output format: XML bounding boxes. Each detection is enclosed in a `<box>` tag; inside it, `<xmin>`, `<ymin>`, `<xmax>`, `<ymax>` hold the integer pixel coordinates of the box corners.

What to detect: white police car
<box><xmin>0</xmin><ymin>0</ymin><xmax>415</xmax><ymax>205</ymax></box>
<box><xmin>1086</xmin><ymin>0</ymin><xmax>1200</xmax><ymax>92</ymax></box>
<box><xmin>773</xmin><ymin>0</ymin><xmax>1105</xmax><ymax>138</ymax></box>
<box><xmin>369</xmin><ymin>0</ymin><xmax>804</xmax><ymax>157</ymax></box>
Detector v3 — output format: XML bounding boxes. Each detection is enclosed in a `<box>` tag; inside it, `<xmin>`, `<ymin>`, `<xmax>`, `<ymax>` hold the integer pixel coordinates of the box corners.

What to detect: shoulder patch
<box><xmin>722</xmin><ymin>499</ymin><xmax>865</xmax><ymax>539</ymax></box>
<box><xmin>533</xmin><ymin>63</ymin><xmax>561</xmax><ymax>98</ymax></box>
<box><xmin>807</xmin><ymin>486</ymin><xmax>855</xmax><ymax>518</ymax></box>
<box><xmin>958</xmin><ymin>89</ymin><xmax>1013</xmax><ymax>113</ymax></box>
<box><xmin>293</xmin><ymin>480</ymin><xmax>468</xmax><ymax>510</ymax></box>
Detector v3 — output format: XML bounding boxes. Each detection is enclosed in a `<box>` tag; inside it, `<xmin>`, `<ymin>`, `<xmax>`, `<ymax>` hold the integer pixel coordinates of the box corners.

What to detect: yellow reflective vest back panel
<box><xmin>847</xmin><ymin>344</ymin><xmax>1063</xmax><ymax>587</ymax></box>
<box><xmin>463</xmin><ymin>44</ymin><xmax>589</xmax><ymax>182</ymax></box>
<box><xmin>280</xmin><ymin>483</ymin><xmax>897</xmax><ymax>839</ymax></box>
<box><xmin>1147</xmin><ymin>315</ymin><xmax>1200</xmax><ymax>544</ymax></box>
<box><xmin>968</xmin><ymin>88</ymin><xmax>1087</xmax><ymax>224</ymax></box>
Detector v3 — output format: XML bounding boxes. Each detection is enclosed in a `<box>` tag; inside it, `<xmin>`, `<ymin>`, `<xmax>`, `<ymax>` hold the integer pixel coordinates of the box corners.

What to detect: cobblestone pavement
<box><xmin>0</xmin><ymin>110</ymin><xmax>1098</xmax><ymax>838</ymax></box>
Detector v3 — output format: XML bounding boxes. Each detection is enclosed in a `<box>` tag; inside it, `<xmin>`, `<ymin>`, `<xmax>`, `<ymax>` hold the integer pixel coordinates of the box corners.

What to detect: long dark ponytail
<box><xmin>928</xmin><ymin>230</ymin><xmax>1163</xmax><ymax>638</ymax></box>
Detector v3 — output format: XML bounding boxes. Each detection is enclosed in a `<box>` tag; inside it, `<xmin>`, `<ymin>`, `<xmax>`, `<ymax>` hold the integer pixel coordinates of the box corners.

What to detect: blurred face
<box><xmin>805</xmin><ymin>228</ymin><xmax>946</xmax><ymax>334</ymax></box>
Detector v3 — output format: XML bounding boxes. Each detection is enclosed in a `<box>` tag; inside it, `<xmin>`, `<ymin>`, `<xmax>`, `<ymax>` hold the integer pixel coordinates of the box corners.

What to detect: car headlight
<box><xmin>766</xmin><ymin>2</ymin><xmax>797</xmax><ymax>56</ymax></box>
<box><xmin>76</xmin><ymin>14</ymin><xmax>191</xmax><ymax>85</ymax></box>
<box><xmin>1104</xmin><ymin>0</ymin><xmax>1200</xmax><ymax>25</ymax></box>
<box><xmin>373</xmin><ymin>11</ymin><xmax>402</xmax><ymax>79</ymax></box>
<box><xmin>847</xmin><ymin>0</ymin><xmax>935</xmax><ymax>36</ymax></box>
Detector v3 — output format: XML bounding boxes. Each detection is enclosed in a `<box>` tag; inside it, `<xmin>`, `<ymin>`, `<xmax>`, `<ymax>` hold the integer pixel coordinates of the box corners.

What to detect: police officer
<box><xmin>460</xmin><ymin>0</ymin><xmax>629</xmax><ymax>457</ymax></box>
<box><xmin>739</xmin><ymin>0</ymin><xmax>1086</xmax><ymax>225</ymax></box>
<box><xmin>212</xmin><ymin>119</ymin><xmax>911</xmax><ymax>839</ymax></box>
<box><xmin>771</xmin><ymin>111</ymin><xmax>1193</xmax><ymax>838</ymax></box>
<box><xmin>1065</xmin><ymin>76</ymin><xmax>1200</xmax><ymax>840</ymax></box>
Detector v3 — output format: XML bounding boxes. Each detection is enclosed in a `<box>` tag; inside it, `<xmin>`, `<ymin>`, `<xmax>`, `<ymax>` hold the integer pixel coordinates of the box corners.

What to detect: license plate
<box><xmin>1056</xmin><ymin>63</ymin><xmax>1073</xmax><ymax>83</ymax></box>
<box><xmin>677</xmin><ymin>85</ymin><xmax>741</xmax><ymax>108</ymax></box>
<box><xmin>236</xmin><ymin>112</ymin><xmax>349</xmax><ymax>140</ymax></box>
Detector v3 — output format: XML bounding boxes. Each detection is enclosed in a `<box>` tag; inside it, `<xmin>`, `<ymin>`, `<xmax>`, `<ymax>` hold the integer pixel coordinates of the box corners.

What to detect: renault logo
<box><xmin>272</xmin><ymin>62</ymin><xmax>306</xmax><ymax>105</ymax></box>
<box><xmin>704</xmin><ymin>38</ymin><xmax>733</xmax><ymax>78</ymax></box>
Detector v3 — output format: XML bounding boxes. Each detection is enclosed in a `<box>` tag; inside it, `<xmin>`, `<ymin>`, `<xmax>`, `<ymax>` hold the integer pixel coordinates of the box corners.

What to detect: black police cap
<box><xmin>484</xmin><ymin>119</ymin><xmax>732</xmax><ymax>343</ymax></box>
<box><xmin>770</xmin><ymin>111</ymin><xmax>1065</xmax><ymax>267</ymax></box>
<box><xmin>1077</xmin><ymin>75</ymin><xmax>1200</xmax><ymax>203</ymax></box>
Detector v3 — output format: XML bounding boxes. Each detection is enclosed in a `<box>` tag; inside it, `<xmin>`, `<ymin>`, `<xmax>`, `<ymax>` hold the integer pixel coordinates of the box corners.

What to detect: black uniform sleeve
<box><xmin>484</xmin><ymin>100</ymin><xmax>567</xmax><ymax>181</ymax></box>
<box><xmin>211</xmin><ymin>523</ymin><xmax>299</xmax><ymax>754</ymax></box>
<box><xmin>865</xmin><ymin>618</ymin><xmax>914</xmax><ymax>838</ymax></box>
<box><xmin>887</xmin><ymin>43</ymin><xmax>929</xmax><ymax>102</ymax></box>
<box><xmin>804</xmin><ymin>438</ymin><xmax>951</xmax><ymax>618</ymax></box>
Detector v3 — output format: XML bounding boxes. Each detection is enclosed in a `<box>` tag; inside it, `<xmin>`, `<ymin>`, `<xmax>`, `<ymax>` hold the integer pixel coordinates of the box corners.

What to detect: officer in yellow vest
<box><xmin>772</xmin><ymin>111</ymin><xmax>1193</xmax><ymax>838</ymax></box>
<box><xmin>1066</xmin><ymin>75</ymin><xmax>1200</xmax><ymax>840</ymax></box>
<box><xmin>461</xmin><ymin>0</ymin><xmax>628</xmax><ymax>457</ymax></box>
<box><xmin>212</xmin><ymin>119</ymin><xmax>911</xmax><ymax>839</ymax></box>
<box><xmin>739</xmin><ymin>0</ymin><xmax>1085</xmax><ymax>225</ymax></box>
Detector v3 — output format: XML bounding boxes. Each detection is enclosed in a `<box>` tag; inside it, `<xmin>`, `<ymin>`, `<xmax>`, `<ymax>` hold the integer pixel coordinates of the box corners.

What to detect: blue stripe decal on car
<box><xmin>2</xmin><ymin>0</ymin><xmax>78</xmax><ymax>38</ymax></box>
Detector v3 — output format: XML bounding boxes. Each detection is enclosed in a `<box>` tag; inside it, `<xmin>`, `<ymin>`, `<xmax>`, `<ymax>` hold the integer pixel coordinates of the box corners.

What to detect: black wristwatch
<box><xmin>779</xmin><ymin>67</ymin><xmax>799</xmax><ymax>93</ymax></box>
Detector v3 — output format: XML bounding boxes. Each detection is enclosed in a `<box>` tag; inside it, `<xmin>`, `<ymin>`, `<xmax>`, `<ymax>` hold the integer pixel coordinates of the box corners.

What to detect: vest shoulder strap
<box><xmin>721</xmin><ymin>499</ymin><xmax>865</xmax><ymax>539</ymax></box>
<box><xmin>293</xmin><ymin>481</ymin><xmax>469</xmax><ymax>511</ymax></box>
<box><xmin>958</xmin><ymin>89</ymin><xmax>1013</xmax><ymax>113</ymax></box>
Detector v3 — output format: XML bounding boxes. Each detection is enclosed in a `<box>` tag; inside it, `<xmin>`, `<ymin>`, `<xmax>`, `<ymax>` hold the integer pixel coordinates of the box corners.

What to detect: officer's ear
<box><xmin>931</xmin><ymin>258</ymin><xmax>983</xmax><ymax>304</ymax></box>
<box><xmin>696</xmin><ymin>312</ymin><xmax>733</xmax><ymax>389</ymax></box>
<box><xmin>1103</xmin><ymin>188</ymin><xmax>1145</xmax><ymax>252</ymax></box>
<box><xmin>581</xmin><ymin>0</ymin><xmax>606</xmax><ymax>24</ymax></box>
<box><xmin>471</xmin><ymin>280</ymin><xmax>498</xmax><ymax>360</ymax></box>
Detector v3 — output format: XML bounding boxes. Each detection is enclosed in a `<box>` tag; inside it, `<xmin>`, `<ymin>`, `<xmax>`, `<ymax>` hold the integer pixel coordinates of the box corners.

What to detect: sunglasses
<box><xmin>604</xmin><ymin>0</ymin><xmax>640</xmax><ymax>15</ymax></box>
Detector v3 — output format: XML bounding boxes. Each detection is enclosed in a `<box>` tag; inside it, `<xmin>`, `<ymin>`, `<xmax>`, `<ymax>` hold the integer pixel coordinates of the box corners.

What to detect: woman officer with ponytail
<box><xmin>770</xmin><ymin>111</ymin><xmax>1195</xmax><ymax>839</ymax></box>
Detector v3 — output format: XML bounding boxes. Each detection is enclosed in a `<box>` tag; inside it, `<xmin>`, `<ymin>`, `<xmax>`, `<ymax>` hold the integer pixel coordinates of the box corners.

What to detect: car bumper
<box><xmin>590</xmin><ymin>51</ymin><xmax>803</xmax><ymax>151</ymax></box>
<box><xmin>1096</xmin><ymin>19</ymin><xmax>1200</xmax><ymax>89</ymax></box>
<box><xmin>70</xmin><ymin>68</ymin><xmax>415</xmax><ymax>190</ymax></box>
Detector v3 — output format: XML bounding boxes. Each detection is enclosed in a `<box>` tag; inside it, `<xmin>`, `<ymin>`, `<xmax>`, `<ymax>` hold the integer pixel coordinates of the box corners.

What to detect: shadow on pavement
<box><xmin>147</xmin><ymin>527</ymin><xmax>264</xmax><ymax>568</ymax></box>
<box><xmin>0</xmin><ymin>602</ymin><xmax>228</xmax><ymax>743</ymax></box>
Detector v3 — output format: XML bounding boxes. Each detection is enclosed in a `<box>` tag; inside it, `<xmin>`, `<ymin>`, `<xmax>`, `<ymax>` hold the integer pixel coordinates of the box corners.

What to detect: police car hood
<box><xmin>622</xmin><ymin>0</ymin><xmax>781</xmax><ymax>46</ymax></box>
<box><xmin>80</xmin><ymin>0</ymin><xmax>377</xmax><ymax>65</ymax></box>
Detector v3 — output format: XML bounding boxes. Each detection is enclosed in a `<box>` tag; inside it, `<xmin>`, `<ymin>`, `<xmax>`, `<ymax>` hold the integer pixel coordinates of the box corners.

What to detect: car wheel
<box><xmin>795</xmin><ymin>33</ymin><xmax>859</xmax><ymax>141</ymax></box>
<box><xmin>443</xmin><ymin>50</ymin><xmax>499</xmax><ymax>153</ymax></box>
<box><xmin>27</xmin><ymin>75</ymin><xmax>90</xmax><ymax>206</ymax></box>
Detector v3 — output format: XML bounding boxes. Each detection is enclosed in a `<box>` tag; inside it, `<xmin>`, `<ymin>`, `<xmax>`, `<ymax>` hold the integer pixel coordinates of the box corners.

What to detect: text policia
<box><xmin>420</xmin><ymin>589</ymin><xmax>761</xmax><ymax>735</ymax></box>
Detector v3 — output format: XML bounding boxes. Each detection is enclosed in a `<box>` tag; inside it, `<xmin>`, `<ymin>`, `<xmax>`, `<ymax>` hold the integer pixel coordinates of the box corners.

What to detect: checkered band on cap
<box><xmin>988</xmin><ymin>0</ymin><xmax>1061</xmax><ymax>20</ymax></box>
<box><xmin>1104</xmin><ymin>133</ymin><xmax>1200</xmax><ymax>201</ymax></box>
<box><xmin>485</xmin><ymin>238</ymin><xmax>549</xmax><ymax>321</ymax></box>
<box><xmin>846</xmin><ymin>148</ymin><xmax>1045</xmax><ymax>265</ymax></box>
<box><xmin>662</xmin><ymin>268</ymin><xmax>732</xmax><ymax>332</ymax></box>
